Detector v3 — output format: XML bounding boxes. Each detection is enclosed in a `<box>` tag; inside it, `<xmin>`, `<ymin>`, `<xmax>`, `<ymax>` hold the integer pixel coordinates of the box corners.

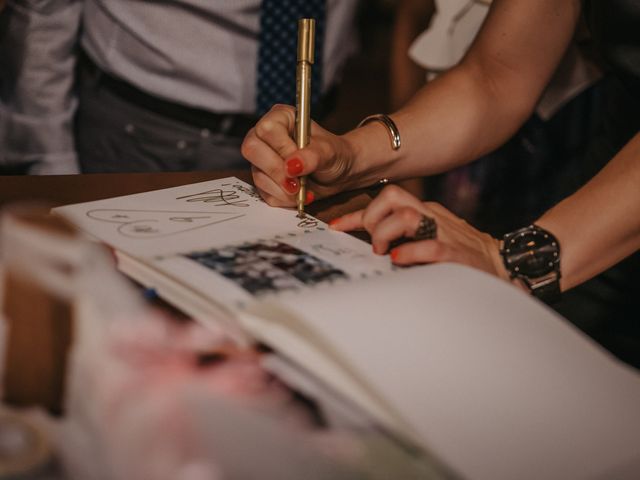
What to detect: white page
<box><xmin>54</xmin><ymin>178</ymin><xmax>318</xmax><ymax>258</ymax></box>
<box><xmin>264</xmin><ymin>263</ymin><xmax>640</xmax><ymax>480</ymax></box>
<box><xmin>54</xmin><ymin>177</ymin><xmax>397</xmax><ymax>312</ymax></box>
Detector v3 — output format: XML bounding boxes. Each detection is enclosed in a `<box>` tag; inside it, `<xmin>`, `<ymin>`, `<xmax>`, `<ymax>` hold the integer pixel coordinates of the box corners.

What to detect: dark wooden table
<box><xmin>0</xmin><ymin>172</ymin><xmax>248</xmax><ymax>207</ymax></box>
<box><xmin>0</xmin><ymin>171</ymin><xmax>371</xmax><ymax>221</ymax></box>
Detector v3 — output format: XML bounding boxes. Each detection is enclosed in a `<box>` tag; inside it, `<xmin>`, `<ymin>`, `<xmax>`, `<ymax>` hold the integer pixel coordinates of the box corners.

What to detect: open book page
<box><xmin>53</xmin><ymin>177</ymin><xmax>396</xmax><ymax>314</ymax></box>
<box><xmin>52</xmin><ymin>177</ymin><xmax>343</xmax><ymax>258</ymax></box>
<box><xmin>249</xmin><ymin>264</ymin><xmax>640</xmax><ymax>480</ymax></box>
<box><xmin>53</xmin><ymin>178</ymin><xmax>640</xmax><ymax>479</ymax></box>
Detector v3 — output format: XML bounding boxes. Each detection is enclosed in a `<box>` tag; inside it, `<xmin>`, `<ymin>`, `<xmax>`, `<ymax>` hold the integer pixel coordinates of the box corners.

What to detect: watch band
<box><xmin>531</xmin><ymin>279</ymin><xmax>561</xmax><ymax>304</ymax></box>
<box><xmin>525</xmin><ymin>271</ymin><xmax>561</xmax><ymax>304</ymax></box>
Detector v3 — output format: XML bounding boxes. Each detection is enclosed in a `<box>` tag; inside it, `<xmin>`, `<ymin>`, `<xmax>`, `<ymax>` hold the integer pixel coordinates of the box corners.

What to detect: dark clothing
<box><xmin>432</xmin><ymin>1</ymin><xmax>640</xmax><ymax>368</ymax></box>
<box><xmin>585</xmin><ymin>0</ymin><xmax>640</xmax><ymax>154</ymax></box>
<box><xmin>575</xmin><ymin>0</ymin><xmax>640</xmax><ymax>368</ymax></box>
<box><xmin>75</xmin><ymin>52</ymin><xmax>338</xmax><ymax>173</ymax></box>
<box><xmin>585</xmin><ymin>0</ymin><xmax>640</xmax><ymax>87</ymax></box>
<box><xmin>75</xmin><ymin>56</ymin><xmax>252</xmax><ymax>173</ymax></box>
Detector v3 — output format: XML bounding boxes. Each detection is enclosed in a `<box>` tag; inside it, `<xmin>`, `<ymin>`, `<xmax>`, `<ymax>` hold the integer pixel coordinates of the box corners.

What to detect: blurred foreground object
<box><xmin>1</xmin><ymin>207</ymin><xmax>79</xmax><ymax>413</ymax></box>
<box><xmin>0</xmin><ymin>205</ymin><xmax>431</xmax><ymax>480</ymax></box>
<box><xmin>0</xmin><ymin>408</ymin><xmax>54</xmax><ymax>479</ymax></box>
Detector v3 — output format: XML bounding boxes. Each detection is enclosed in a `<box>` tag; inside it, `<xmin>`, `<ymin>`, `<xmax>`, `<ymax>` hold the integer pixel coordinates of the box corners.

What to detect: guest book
<box><xmin>53</xmin><ymin>177</ymin><xmax>640</xmax><ymax>480</ymax></box>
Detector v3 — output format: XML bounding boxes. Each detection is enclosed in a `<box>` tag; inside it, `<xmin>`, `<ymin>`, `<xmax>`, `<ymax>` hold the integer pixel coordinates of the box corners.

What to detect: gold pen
<box><xmin>295</xmin><ymin>18</ymin><xmax>315</xmax><ymax>219</ymax></box>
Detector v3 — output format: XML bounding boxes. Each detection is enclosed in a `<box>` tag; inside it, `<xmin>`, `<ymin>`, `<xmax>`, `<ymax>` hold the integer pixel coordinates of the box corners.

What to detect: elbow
<box><xmin>461</xmin><ymin>56</ymin><xmax>542</xmax><ymax>128</ymax></box>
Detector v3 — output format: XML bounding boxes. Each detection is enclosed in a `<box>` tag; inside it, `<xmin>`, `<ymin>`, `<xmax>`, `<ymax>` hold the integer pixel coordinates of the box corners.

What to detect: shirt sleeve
<box><xmin>0</xmin><ymin>0</ymin><xmax>82</xmax><ymax>174</ymax></box>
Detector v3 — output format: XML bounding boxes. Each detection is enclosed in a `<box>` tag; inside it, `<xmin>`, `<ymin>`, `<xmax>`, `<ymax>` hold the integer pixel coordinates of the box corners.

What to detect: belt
<box><xmin>80</xmin><ymin>52</ymin><xmax>259</xmax><ymax>138</ymax></box>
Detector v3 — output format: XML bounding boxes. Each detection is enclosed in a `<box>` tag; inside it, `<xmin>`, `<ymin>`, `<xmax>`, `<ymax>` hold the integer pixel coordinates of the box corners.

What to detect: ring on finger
<box><xmin>414</xmin><ymin>214</ymin><xmax>437</xmax><ymax>240</ymax></box>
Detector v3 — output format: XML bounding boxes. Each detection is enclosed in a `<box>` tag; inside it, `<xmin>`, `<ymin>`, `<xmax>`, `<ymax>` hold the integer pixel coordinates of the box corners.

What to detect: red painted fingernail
<box><xmin>305</xmin><ymin>191</ymin><xmax>315</xmax><ymax>205</ymax></box>
<box><xmin>390</xmin><ymin>249</ymin><xmax>399</xmax><ymax>262</ymax></box>
<box><xmin>283</xmin><ymin>178</ymin><xmax>298</xmax><ymax>193</ymax></box>
<box><xmin>286</xmin><ymin>157</ymin><xmax>304</xmax><ymax>176</ymax></box>
<box><xmin>328</xmin><ymin>218</ymin><xmax>341</xmax><ymax>228</ymax></box>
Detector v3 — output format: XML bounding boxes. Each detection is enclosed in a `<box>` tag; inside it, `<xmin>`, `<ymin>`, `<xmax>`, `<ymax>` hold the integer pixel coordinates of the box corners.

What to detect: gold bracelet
<box><xmin>357</xmin><ymin>114</ymin><xmax>401</xmax><ymax>151</ymax></box>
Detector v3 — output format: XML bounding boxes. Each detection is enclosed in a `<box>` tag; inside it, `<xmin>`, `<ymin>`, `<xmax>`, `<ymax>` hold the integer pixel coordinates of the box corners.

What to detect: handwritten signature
<box><xmin>225</xmin><ymin>183</ymin><xmax>262</xmax><ymax>201</ymax></box>
<box><xmin>297</xmin><ymin>217</ymin><xmax>319</xmax><ymax>229</ymax></box>
<box><xmin>176</xmin><ymin>189</ymin><xmax>249</xmax><ymax>207</ymax></box>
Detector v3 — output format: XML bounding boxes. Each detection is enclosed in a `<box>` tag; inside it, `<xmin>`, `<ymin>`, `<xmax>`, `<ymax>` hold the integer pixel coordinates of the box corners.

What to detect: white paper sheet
<box><xmin>55</xmin><ymin>178</ymin><xmax>319</xmax><ymax>257</ymax></box>
<box><xmin>269</xmin><ymin>264</ymin><xmax>640</xmax><ymax>480</ymax></box>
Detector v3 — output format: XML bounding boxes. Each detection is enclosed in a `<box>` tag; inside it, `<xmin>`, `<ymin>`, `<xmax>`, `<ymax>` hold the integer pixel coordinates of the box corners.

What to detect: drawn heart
<box><xmin>86</xmin><ymin>209</ymin><xmax>246</xmax><ymax>239</ymax></box>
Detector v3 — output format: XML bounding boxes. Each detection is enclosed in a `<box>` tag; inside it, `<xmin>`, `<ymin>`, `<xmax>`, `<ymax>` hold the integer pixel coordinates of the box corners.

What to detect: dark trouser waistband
<box><xmin>78</xmin><ymin>51</ymin><xmax>260</xmax><ymax>138</ymax></box>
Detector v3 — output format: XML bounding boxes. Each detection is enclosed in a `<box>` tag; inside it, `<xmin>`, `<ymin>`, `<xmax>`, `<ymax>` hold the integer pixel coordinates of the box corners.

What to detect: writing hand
<box><xmin>241</xmin><ymin>104</ymin><xmax>354</xmax><ymax>207</ymax></box>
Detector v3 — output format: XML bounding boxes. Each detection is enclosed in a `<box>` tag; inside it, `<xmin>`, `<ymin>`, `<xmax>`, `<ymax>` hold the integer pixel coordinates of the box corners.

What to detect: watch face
<box><xmin>503</xmin><ymin>228</ymin><xmax>559</xmax><ymax>278</ymax></box>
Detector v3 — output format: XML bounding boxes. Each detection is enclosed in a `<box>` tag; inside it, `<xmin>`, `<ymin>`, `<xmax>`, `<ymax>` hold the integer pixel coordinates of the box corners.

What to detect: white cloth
<box><xmin>408</xmin><ymin>0</ymin><xmax>489</xmax><ymax>72</ymax></box>
<box><xmin>407</xmin><ymin>0</ymin><xmax>601</xmax><ymax>120</ymax></box>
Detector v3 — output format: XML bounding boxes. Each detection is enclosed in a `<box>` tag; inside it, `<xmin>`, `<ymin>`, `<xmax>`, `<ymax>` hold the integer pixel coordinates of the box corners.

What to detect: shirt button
<box><xmin>177</xmin><ymin>140</ymin><xmax>187</xmax><ymax>150</ymax></box>
<box><xmin>200</xmin><ymin>129</ymin><xmax>211</xmax><ymax>138</ymax></box>
<box><xmin>125</xmin><ymin>124</ymin><xmax>135</xmax><ymax>134</ymax></box>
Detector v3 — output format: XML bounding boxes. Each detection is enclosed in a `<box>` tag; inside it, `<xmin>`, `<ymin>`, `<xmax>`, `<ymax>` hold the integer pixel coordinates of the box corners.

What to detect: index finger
<box><xmin>328</xmin><ymin>209</ymin><xmax>365</xmax><ymax>231</ymax></box>
<box><xmin>253</xmin><ymin>104</ymin><xmax>298</xmax><ymax>160</ymax></box>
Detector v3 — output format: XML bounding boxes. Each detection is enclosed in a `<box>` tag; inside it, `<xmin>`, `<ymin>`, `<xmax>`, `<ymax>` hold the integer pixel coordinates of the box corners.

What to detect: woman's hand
<box><xmin>241</xmin><ymin>104</ymin><xmax>355</xmax><ymax>207</ymax></box>
<box><xmin>330</xmin><ymin>185</ymin><xmax>510</xmax><ymax>280</ymax></box>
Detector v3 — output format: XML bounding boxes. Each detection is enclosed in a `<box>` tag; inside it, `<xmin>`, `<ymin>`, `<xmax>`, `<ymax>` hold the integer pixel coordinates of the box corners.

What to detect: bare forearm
<box><xmin>340</xmin><ymin>0</ymin><xmax>580</xmax><ymax>191</ymax></box>
<box><xmin>393</xmin><ymin>62</ymin><xmax>532</xmax><ymax>174</ymax></box>
<box><xmin>537</xmin><ymin>134</ymin><xmax>640</xmax><ymax>290</ymax></box>
<box><xmin>341</xmin><ymin>62</ymin><xmax>537</xmax><ymax>189</ymax></box>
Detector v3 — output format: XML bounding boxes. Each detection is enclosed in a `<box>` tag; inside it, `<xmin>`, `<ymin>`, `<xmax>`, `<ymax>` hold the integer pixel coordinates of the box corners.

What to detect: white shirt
<box><xmin>0</xmin><ymin>0</ymin><xmax>359</xmax><ymax>173</ymax></box>
<box><xmin>82</xmin><ymin>0</ymin><xmax>359</xmax><ymax>113</ymax></box>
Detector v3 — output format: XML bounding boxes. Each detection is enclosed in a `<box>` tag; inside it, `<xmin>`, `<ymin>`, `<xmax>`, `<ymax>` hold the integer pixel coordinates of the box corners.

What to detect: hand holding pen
<box><xmin>241</xmin><ymin>22</ymin><xmax>357</xmax><ymax>208</ymax></box>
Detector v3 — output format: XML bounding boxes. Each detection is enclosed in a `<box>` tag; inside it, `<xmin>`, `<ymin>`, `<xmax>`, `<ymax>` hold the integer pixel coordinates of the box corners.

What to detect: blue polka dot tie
<box><xmin>256</xmin><ymin>0</ymin><xmax>326</xmax><ymax>116</ymax></box>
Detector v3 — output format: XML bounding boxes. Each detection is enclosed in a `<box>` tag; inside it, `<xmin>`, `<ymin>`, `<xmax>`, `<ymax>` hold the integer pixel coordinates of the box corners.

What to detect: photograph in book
<box><xmin>186</xmin><ymin>240</ymin><xmax>348</xmax><ymax>296</ymax></box>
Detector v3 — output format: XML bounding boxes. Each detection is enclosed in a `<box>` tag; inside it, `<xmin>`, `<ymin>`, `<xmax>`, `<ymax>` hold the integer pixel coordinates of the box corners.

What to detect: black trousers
<box><xmin>75</xmin><ymin>59</ymin><xmax>253</xmax><ymax>173</ymax></box>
